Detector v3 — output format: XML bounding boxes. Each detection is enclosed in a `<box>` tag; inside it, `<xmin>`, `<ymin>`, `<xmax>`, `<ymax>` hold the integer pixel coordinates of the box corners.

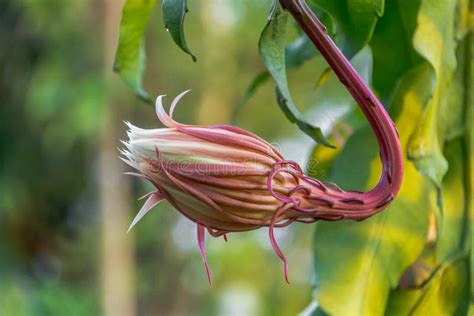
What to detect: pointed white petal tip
<box><xmin>169</xmin><ymin>90</ymin><xmax>191</xmax><ymax>118</ymax></box>
<box><xmin>119</xmin><ymin>139</ymin><xmax>129</xmax><ymax>147</ymax></box>
<box><xmin>124</xmin><ymin>121</ymin><xmax>142</xmax><ymax>135</ymax></box>
<box><xmin>117</xmin><ymin>147</ymin><xmax>129</xmax><ymax>157</ymax></box>
<box><xmin>120</xmin><ymin>157</ymin><xmax>139</xmax><ymax>169</ymax></box>
<box><xmin>155</xmin><ymin>94</ymin><xmax>167</xmax><ymax>107</ymax></box>
<box><xmin>125</xmin><ymin>122</ymin><xmax>144</xmax><ymax>135</ymax></box>
<box><xmin>180</xmin><ymin>89</ymin><xmax>191</xmax><ymax>95</ymax></box>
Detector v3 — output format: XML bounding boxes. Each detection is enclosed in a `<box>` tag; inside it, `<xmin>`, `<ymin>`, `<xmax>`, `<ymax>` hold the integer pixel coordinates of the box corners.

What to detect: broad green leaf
<box><xmin>385</xmin><ymin>124</ymin><xmax>470</xmax><ymax>315</ymax></box>
<box><xmin>310</xmin><ymin>0</ymin><xmax>384</xmax><ymax>57</ymax></box>
<box><xmin>385</xmin><ymin>257</ymin><xmax>469</xmax><ymax>315</ymax></box>
<box><xmin>370</xmin><ymin>0</ymin><xmax>423</xmax><ymax>100</ymax></box>
<box><xmin>259</xmin><ymin>2</ymin><xmax>333</xmax><ymax>148</ymax></box>
<box><xmin>311</xmin><ymin>65</ymin><xmax>433</xmax><ymax>316</ymax></box>
<box><xmin>113</xmin><ymin>0</ymin><xmax>156</xmax><ymax>103</ymax></box>
<box><xmin>407</xmin><ymin>0</ymin><xmax>459</xmax><ymax>188</ymax></box>
<box><xmin>162</xmin><ymin>0</ymin><xmax>196</xmax><ymax>62</ymax></box>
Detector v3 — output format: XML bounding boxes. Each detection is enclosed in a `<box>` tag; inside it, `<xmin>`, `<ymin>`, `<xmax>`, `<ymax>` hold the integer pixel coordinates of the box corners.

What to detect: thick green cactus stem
<box><xmin>279</xmin><ymin>0</ymin><xmax>404</xmax><ymax>218</ymax></box>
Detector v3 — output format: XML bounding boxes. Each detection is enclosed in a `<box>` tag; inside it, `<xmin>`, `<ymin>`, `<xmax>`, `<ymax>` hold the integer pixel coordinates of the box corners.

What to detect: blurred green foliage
<box><xmin>1</xmin><ymin>0</ymin><xmax>104</xmax><ymax>314</ymax></box>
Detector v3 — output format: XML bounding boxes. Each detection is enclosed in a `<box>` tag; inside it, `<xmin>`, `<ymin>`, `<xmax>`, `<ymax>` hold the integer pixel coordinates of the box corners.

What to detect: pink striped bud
<box><xmin>121</xmin><ymin>91</ymin><xmax>400</xmax><ymax>284</ymax></box>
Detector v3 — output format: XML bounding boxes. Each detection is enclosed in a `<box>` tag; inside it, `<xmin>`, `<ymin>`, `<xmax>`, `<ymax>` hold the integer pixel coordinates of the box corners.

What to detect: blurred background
<box><xmin>0</xmin><ymin>0</ymin><xmax>346</xmax><ymax>314</ymax></box>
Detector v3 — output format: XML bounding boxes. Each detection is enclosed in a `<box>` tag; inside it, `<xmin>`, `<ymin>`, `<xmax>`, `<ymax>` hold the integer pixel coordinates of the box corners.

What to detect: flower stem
<box><xmin>279</xmin><ymin>0</ymin><xmax>404</xmax><ymax>218</ymax></box>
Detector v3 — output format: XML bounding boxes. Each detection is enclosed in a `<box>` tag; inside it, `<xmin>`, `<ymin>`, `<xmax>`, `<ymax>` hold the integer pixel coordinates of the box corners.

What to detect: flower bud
<box><xmin>121</xmin><ymin>91</ymin><xmax>397</xmax><ymax>284</ymax></box>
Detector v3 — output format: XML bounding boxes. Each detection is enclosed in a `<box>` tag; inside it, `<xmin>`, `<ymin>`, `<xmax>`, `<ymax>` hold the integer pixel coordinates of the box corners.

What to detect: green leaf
<box><xmin>113</xmin><ymin>0</ymin><xmax>156</xmax><ymax>103</ymax></box>
<box><xmin>311</xmin><ymin>65</ymin><xmax>434</xmax><ymax>316</ymax></box>
<box><xmin>310</xmin><ymin>0</ymin><xmax>384</xmax><ymax>57</ymax></box>
<box><xmin>385</xmin><ymin>51</ymin><xmax>471</xmax><ymax>311</ymax></box>
<box><xmin>385</xmin><ymin>257</ymin><xmax>469</xmax><ymax>315</ymax></box>
<box><xmin>259</xmin><ymin>2</ymin><xmax>333</xmax><ymax>148</ymax></box>
<box><xmin>162</xmin><ymin>0</ymin><xmax>196</xmax><ymax>62</ymax></box>
<box><xmin>407</xmin><ymin>0</ymin><xmax>459</xmax><ymax>188</ymax></box>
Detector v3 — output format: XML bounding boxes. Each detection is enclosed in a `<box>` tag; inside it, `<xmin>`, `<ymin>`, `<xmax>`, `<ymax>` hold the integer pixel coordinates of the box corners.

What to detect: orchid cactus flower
<box><xmin>122</xmin><ymin>90</ymin><xmax>401</xmax><ymax>284</ymax></box>
<box><xmin>121</xmin><ymin>0</ymin><xmax>403</xmax><ymax>284</ymax></box>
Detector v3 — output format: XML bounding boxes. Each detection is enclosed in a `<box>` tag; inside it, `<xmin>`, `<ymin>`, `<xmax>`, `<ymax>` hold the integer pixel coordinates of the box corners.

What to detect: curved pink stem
<box><xmin>279</xmin><ymin>0</ymin><xmax>403</xmax><ymax>217</ymax></box>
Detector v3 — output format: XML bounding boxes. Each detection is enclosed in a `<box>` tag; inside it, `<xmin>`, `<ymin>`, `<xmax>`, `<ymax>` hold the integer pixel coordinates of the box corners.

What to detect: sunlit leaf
<box><xmin>162</xmin><ymin>0</ymin><xmax>196</xmax><ymax>62</ymax></box>
<box><xmin>385</xmin><ymin>257</ymin><xmax>469</xmax><ymax>315</ymax></box>
<box><xmin>113</xmin><ymin>0</ymin><xmax>156</xmax><ymax>103</ymax></box>
<box><xmin>407</xmin><ymin>0</ymin><xmax>459</xmax><ymax>188</ymax></box>
<box><xmin>259</xmin><ymin>2</ymin><xmax>333</xmax><ymax>148</ymax></box>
